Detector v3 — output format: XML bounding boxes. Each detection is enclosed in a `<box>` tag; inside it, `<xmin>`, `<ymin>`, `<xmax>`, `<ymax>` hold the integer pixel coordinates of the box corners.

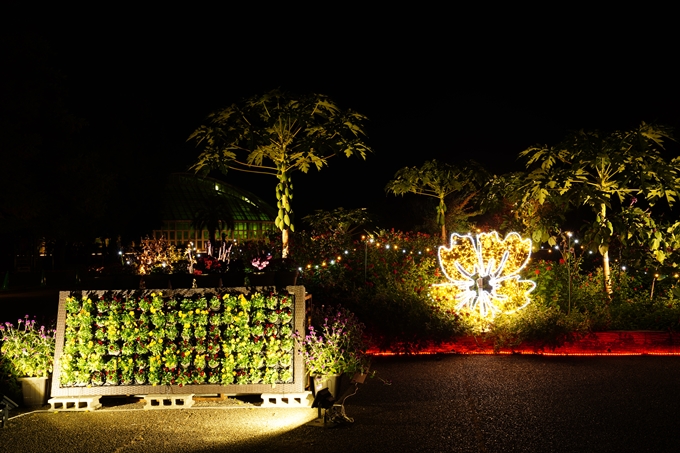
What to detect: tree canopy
<box><xmin>518</xmin><ymin>122</ymin><xmax>680</xmax><ymax>293</ymax></box>
<box><xmin>189</xmin><ymin>89</ymin><xmax>372</xmax><ymax>257</ymax></box>
<box><xmin>302</xmin><ymin>207</ymin><xmax>372</xmax><ymax>236</ymax></box>
<box><xmin>385</xmin><ymin>160</ymin><xmax>487</xmax><ymax>242</ymax></box>
<box><xmin>191</xmin><ymin>193</ymin><xmax>235</xmax><ymax>253</ymax></box>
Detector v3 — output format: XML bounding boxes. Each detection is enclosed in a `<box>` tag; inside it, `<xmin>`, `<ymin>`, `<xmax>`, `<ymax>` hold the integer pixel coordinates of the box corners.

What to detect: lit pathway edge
<box><xmin>368</xmin><ymin>331</ymin><xmax>680</xmax><ymax>356</ymax></box>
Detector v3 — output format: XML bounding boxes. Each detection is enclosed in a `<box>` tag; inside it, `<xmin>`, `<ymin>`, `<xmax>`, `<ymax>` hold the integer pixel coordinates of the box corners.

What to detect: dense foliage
<box><xmin>290</xmin><ymin>229</ymin><xmax>466</xmax><ymax>351</ymax></box>
<box><xmin>59</xmin><ymin>290</ymin><xmax>295</xmax><ymax>387</ymax></box>
<box><xmin>484</xmin><ymin>259</ymin><xmax>680</xmax><ymax>351</ymax></box>
<box><xmin>216</xmin><ymin>223</ymin><xmax>680</xmax><ymax>353</ymax></box>
<box><xmin>0</xmin><ymin>316</ymin><xmax>55</xmax><ymax>377</ymax></box>
<box><xmin>517</xmin><ymin>122</ymin><xmax>680</xmax><ymax>293</ymax></box>
<box><xmin>294</xmin><ymin>305</ymin><xmax>369</xmax><ymax>376</ymax></box>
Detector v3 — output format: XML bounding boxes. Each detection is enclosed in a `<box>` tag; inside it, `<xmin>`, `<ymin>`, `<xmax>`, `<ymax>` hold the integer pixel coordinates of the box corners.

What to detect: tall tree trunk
<box><xmin>438</xmin><ymin>197</ymin><xmax>447</xmax><ymax>244</ymax></box>
<box><xmin>600</xmin><ymin>203</ymin><xmax>613</xmax><ymax>294</ymax></box>
<box><xmin>282</xmin><ymin>229</ymin><xmax>289</xmax><ymax>258</ymax></box>
<box><xmin>602</xmin><ymin>248</ymin><xmax>612</xmax><ymax>294</ymax></box>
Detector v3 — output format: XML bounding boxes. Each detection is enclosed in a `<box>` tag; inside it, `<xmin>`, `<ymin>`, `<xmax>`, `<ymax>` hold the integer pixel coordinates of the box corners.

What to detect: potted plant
<box><xmin>294</xmin><ymin>305</ymin><xmax>369</xmax><ymax>399</ymax></box>
<box><xmin>0</xmin><ymin>316</ymin><xmax>56</xmax><ymax>406</ymax></box>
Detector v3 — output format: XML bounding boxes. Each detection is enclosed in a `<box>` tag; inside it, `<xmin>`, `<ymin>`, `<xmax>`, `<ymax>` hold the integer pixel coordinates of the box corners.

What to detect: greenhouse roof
<box><xmin>160</xmin><ymin>173</ymin><xmax>276</xmax><ymax>222</ymax></box>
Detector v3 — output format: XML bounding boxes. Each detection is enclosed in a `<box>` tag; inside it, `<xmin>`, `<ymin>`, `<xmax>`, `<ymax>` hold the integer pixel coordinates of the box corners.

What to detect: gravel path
<box><xmin>3</xmin><ymin>355</ymin><xmax>680</xmax><ymax>452</ymax></box>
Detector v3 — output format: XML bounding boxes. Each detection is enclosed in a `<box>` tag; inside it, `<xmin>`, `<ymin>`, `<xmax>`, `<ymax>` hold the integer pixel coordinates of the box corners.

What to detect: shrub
<box><xmin>294</xmin><ymin>305</ymin><xmax>369</xmax><ymax>376</ymax></box>
<box><xmin>0</xmin><ymin>316</ymin><xmax>56</xmax><ymax>378</ymax></box>
<box><xmin>294</xmin><ymin>229</ymin><xmax>465</xmax><ymax>351</ymax></box>
<box><xmin>485</xmin><ymin>302</ymin><xmax>590</xmax><ymax>351</ymax></box>
<box><xmin>527</xmin><ymin>258</ymin><xmax>680</xmax><ymax>332</ymax></box>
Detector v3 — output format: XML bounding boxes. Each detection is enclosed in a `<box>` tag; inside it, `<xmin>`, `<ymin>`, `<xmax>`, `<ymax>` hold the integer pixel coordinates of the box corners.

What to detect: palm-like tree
<box><xmin>189</xmin><ymin>89</ymin><xmax>372</xmax><ymax>258</ymax></box>
<box><xmin>386</xmin><ymin>160</ymin><xmax>487</xmax><ymax>242</ymax></box>
<box><xmin>191</xmin><ymin>194</ymin><xmax>235</xmax><ymax>254</ymax></box>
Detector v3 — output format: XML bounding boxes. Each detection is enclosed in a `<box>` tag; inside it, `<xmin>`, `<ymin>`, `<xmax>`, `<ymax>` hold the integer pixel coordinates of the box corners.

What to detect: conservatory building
<box><xmin>153</xmin><ymin>173</ymin><xmax>277</xmax><ymax>251</ymax></box>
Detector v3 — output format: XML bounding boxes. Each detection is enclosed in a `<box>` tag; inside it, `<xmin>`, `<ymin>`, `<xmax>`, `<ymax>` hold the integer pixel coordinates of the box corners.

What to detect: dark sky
<box><xmin>3</xmin><ymin>11</ymin><xmax>679</xmax><ymax>235</ymax></box>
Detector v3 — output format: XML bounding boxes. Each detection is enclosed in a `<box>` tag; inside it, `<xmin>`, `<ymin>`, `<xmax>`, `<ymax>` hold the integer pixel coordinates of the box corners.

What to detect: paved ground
<box><xmin>3</xmin><ymin>354</ymin><xmax>680</xmax><ymax>452</ymax></box>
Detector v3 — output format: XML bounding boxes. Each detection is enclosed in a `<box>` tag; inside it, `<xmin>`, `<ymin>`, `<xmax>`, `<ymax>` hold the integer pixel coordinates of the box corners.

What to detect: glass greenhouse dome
<box><xmin>153</xmin><ymin>173</ymin><xmax>276</xmax><ymax>251</ymax></box>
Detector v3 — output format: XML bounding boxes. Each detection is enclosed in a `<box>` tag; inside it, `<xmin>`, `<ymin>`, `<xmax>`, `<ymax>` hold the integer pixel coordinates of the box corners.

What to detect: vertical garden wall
<box><xmin>51</xmin><ymin>287</ymin><xmax>306</xmax><ymax>397</ymax></box>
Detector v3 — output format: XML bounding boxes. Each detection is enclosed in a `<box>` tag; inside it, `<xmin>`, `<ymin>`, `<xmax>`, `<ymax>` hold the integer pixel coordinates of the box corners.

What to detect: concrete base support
<box><xmin>143</xmin><ymin>394</ymin><xmax>195</xmax><ymax>410</ymax></box>
<box><xmin>260</xmin><ymin>392</ymin><xmax>313</xmax><ymax>408</ymax></box>
<box><xmin>48</xmin><ymin>396</ymin><xmax>102</xmax><ymax>411</ymax></box>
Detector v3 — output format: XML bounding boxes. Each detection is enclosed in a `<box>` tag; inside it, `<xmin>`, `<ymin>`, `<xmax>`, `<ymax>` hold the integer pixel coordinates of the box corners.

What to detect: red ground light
<box><xmin>368</xmin><ymin>331</ymin><xmax>680</xmax><ymax>356</ymax></box>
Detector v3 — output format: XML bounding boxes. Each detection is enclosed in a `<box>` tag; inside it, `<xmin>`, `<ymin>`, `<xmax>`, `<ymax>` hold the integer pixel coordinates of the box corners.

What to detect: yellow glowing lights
<box><xmin>431</xmin><ymin>231</ymin><xmax>536</xmax><ymax>318</ymax></box>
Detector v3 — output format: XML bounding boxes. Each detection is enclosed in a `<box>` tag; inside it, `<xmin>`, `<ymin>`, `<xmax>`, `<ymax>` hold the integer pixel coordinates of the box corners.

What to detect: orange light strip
<box><xmin>367</xmin><ymin>331</ymin><xmax>680</xmax><ymax>357</ymax></box>
<box><xmin>368</xmin><ymin>350</ymin><xmax>680</xmax><ymax>357</ymax></box>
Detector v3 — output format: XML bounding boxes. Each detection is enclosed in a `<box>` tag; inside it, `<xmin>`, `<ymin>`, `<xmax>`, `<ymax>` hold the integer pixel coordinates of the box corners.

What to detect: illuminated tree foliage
<box><xmin>189</xmin><ymin>89</ymin><xmax>372</xmax><ymax>257</ymax></box>
<box><xmin>385</xmin><ymin>160</ymin><xmax>486</xmax><ymax>242</ymax></box>
<box><xmin>479</xmin><ymin>171</ymin><xmax>568</xmax><ymax>247</ymax></box>
<box><xmin>302</xmin><ymin>207</ymin><xmax>372</xmax><ymax>236</ymax></box>
<box><xmin>518</xmin><ymin>122</ymin><xmax>680</xmax><ymax>294</ymax></box>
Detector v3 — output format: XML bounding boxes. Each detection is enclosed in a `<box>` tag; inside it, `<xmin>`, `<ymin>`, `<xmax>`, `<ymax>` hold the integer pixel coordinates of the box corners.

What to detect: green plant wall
<box><xmin>51</xmin><ymin>288</ymin><xmax>305</xmax><ymax>396</ymax></box>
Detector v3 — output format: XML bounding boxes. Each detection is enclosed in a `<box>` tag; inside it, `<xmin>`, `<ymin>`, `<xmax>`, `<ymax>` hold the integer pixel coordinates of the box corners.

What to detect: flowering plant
<box><xmin>251</xmin><ymin>254</ymin><xmax>272</xmax><ymax>271</ymax></box>
<box><xmin>294</xmin><ymin>305</ymin><xmax>369</xmax><ymax>376</ymax></box>
<box><xmin>0</xmin><ymin>316</ymin><xmax>56</xmax><ymax>378</ymax></box>
<box><xmin>194</xmin><ymin>254</ymin><xmax>223</xmax><ymax>275</ymax></box>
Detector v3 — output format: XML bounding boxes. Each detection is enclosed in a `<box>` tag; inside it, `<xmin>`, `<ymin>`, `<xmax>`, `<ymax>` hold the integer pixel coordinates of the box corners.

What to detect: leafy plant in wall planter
<box><xmin>148</xmin><ymin>363</ymin><xmax>162</xmax><ymax>385</ymax></box>
<box><xmin>120</xmin><ymin>358</ymin><xmax>134</xmax><ymax>385</ymax></box>
<box><xmin>208</xmin><ymin>369</ymin><xmax>220</xmax><ymax>384</ymax></box>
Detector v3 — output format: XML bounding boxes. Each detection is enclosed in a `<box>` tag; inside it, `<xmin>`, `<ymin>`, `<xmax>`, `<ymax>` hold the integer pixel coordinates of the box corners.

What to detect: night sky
<box><xmin>2</xmin><ymin>12</ymin><xmax>679</xmax><ymax>240</ymax></box>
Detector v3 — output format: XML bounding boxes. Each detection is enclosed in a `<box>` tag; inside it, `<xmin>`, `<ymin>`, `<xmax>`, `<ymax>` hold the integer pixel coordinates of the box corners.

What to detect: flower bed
<box><xmin>50</xmin><ymin>287</ymin><xmax>306</xmax><ymax>397</ymax></box>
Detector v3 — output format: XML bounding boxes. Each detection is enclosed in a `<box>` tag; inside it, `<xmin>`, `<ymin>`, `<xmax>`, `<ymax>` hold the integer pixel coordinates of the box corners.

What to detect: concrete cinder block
<box><xmin>143</xmin><ymin>394</ymin><xmax>195</xmax><ymax>410</ymax></box>
<box><xmin>48</xmin><ymin>396</ymin><xmax>102</xmax><ymax>411</ymax></box>
<box><xmin>260</xmin><ymin>392</ymin><xmax>313</xmax><ymax>408</ymax></box>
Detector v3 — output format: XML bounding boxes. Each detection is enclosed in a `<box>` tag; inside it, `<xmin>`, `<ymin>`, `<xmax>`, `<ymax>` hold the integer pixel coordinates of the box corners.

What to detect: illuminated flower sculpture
<box><xmin>431</xmin><ymin>231</ymin><xmax>536</xmax><ymax>318</ymax></box>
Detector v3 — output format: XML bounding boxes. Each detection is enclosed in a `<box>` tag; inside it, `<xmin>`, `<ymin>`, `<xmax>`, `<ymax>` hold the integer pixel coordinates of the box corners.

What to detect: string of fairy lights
<box><xmin>121</xmin><ymin>229</ymin><xmax>679</xmax><ymax>286</ymax></box>
<box><xmin>299</xmin><ymin>231</ymin><xmax>678</xmax><ymax>280</ymax></box>
<box><xmin>537</xmin><ymin>232</ymin><xmax>680</xmax><ymax>280</ymax></box>
<box><xmin>297</xmin><ymin>235</ymin><xmax>435</xmax><ymax>274</ymax></box>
